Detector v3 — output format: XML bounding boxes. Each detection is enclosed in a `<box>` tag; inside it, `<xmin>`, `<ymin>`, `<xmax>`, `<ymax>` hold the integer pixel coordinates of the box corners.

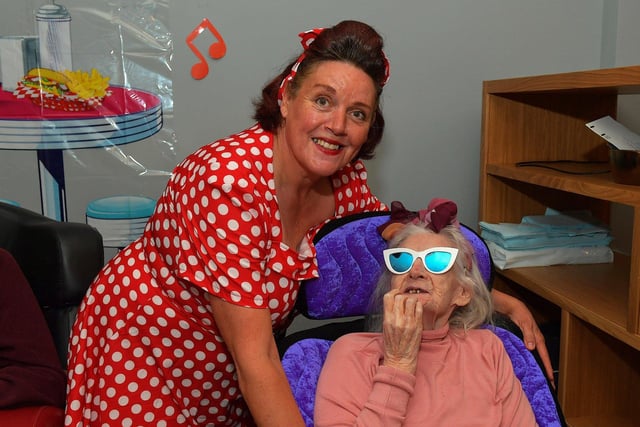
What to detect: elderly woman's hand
<box><xmin>492</xmin><ymin>289</ymin><xmax>555</xmax><ymax>388</ymax></box>
<box><xmin>381</xmin><ymin>289</ymin><xmax>423</xmax><ymax>375</ymax></box>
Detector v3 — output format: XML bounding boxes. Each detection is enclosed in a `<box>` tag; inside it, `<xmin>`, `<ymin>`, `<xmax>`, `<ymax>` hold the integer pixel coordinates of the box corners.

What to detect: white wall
<box><xmin>0</xmin><ymin>0</ymin><xmax>608</xmax><ymax>226</ymax></box>
<box><xmin>613</xmin><ymin>0</ymin><xmax>640</xmax><ymax>133</ymax></box>
<box><xmin>170</xmin><ymin>0</ymin><xmax>606</xmax><ymax>227</ymax></box>
<box><xmin>614</xmin><ymin>0</ymin><xmax>640</xmax><ymax>134</ymax></box>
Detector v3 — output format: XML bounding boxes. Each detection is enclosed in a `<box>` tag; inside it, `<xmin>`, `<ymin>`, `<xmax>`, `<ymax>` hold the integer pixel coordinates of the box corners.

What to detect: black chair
<box><xmin>0</xmin><ymin>202</ymin><xmax>104</xmax><ymax>368</ymax></box>
<box><xmin>0</xmin><ymin>202</ymin><xmax>104</xmax><ymax>426</ymax></box>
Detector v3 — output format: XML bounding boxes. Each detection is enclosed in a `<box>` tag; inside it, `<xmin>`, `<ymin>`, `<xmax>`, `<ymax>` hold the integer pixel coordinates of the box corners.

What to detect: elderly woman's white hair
<box><xmin>366</xmin><ymin>223</ymin><xmax>493</xmax><ymax>332</ymax></box>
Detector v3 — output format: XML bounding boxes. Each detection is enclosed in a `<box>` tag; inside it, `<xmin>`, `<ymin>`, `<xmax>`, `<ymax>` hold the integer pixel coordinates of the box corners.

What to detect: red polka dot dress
<box><xmin>64</xmin><ymin>124</ymin><xmax>384</xmax><ymax>426</ymax></box>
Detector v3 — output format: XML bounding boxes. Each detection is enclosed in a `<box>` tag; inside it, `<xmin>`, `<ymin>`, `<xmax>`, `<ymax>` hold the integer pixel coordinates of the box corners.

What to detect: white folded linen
<box><xmin>486</xmin><ymin>241</ymin><xmax>614</xmax><ymax>270</ymax></box>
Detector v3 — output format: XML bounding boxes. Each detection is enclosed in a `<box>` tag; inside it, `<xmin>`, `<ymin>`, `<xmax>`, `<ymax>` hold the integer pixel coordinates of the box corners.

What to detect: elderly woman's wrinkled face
<box><xmin>389</xmin><ymin>232</ymin><xmax>470</xmax><ymax>329</ymax></box>
<box><xmin>279</xmin><ymin>60</ymin><xmax>376</xmax><ymax>178</ymax></box>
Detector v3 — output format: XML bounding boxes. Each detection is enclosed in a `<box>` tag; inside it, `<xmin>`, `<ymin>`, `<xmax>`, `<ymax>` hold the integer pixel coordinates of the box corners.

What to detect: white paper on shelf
<box><xmin>586</xmin><ymin>115</ymin><xmax>640</xmax><ymax>151</ymax></box>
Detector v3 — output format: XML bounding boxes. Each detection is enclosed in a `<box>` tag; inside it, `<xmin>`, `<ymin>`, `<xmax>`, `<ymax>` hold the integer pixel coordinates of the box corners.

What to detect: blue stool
<box><xmin>86</xmin><ymin>196</ymin><xmax>156</xmax><ymax>249</ymax></box>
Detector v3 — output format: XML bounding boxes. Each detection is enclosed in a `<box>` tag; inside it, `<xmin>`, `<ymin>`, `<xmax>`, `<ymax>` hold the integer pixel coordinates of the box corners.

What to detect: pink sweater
<box><xmin>314</xmin><ymin>325</ymin><xmax>538</xmax><ymax>427</ymax></box>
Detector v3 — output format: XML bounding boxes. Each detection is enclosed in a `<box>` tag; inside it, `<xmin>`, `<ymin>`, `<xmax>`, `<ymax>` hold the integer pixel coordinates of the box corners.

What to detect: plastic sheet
<box><xmin>0</xmin><ymin>0</ymin><xmax>175</xmax><ymax>224</ymax></box>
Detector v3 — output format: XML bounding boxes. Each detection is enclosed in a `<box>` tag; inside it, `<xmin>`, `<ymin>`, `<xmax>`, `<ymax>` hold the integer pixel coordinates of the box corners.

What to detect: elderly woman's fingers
<box><xmin>382</xmin><ymin>291</ymin><xmax>423</xmax><ymax>374</ymax></box>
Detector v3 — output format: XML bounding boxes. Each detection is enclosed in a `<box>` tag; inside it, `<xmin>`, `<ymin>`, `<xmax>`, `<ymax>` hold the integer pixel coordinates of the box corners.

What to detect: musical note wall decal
<box><xmin>186</xmin><ymin>18</ymin><xmax>227</xmax><ymax>80</ymax></box>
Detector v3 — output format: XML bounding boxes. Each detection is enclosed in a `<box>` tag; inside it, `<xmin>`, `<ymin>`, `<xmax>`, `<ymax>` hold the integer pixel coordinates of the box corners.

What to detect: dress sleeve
<box><xmin>492</xmin><ymin>335</ymin><xmax>539</xmax><ymax>427</ymax></box>
<box><xmin>314</xmin><ymin>335</ymin><xmax>415</xmax><ymax>427</ymax></box>
<box><xmin>157</xmin><ymin>140</ymin><xmax>275</xmax><ymax>309</ymax></box>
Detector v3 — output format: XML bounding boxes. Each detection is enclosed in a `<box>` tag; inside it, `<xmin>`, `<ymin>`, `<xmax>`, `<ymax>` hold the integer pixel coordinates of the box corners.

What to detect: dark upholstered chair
<box><xmin>0</xmin><ymin>202</ymin><xmax>104</xmax><ymax>426</ymax></box>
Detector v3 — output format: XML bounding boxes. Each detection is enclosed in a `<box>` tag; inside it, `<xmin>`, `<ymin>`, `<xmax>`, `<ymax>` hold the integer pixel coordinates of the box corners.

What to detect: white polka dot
<box><xmin>230</xmin><ymin>291</ymin><xmax>241</xmax><ymax>302</ymax></box>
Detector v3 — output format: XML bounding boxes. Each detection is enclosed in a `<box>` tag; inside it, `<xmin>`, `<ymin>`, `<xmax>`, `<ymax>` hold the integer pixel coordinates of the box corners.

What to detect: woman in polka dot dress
<box><xmin>65</xmin><ymin>19</ymin><xmax>555</xmax><ymax>427</ymax></box>
<box><xmin>65</xmin><ymin>20</ymin><xmax>389</xmax><ymax>426</ymax></box>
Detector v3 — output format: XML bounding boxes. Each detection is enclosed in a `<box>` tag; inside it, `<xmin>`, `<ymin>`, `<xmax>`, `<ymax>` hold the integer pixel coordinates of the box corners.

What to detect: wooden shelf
<box><xmin>483</xmin><ymin>65</ymin><xmax>640</xmax><ymax>94</ymax></box>
<box><xmin>498</xmin><ymin>256</ymin><xmax>640</xmax><ymax>350</ymax></box>
<box><xmin>480</xmin><ymin>65</ymin><xmax>640</xmax><ymax>424</ymax></box>
<box><xmin>486</xmin><ymin>164</ymin><xmax>640</xmax><ymax>207</ymax></box>
<box><xmin>566</xmin><ymin>416</ymin><xmax>637</xmax><ymax>427</ymax></box>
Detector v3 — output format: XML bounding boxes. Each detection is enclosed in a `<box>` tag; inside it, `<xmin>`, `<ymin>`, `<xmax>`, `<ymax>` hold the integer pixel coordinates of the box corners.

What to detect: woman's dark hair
<box><xmin>252</xmin><ymin>20</ymin><xmax>387</xmax><ymax>160</ymax></box>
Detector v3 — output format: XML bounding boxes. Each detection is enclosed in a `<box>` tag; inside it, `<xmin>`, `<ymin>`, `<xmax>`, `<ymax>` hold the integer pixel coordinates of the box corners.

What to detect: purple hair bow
<box><xmin>377</xmin><ymin>198</ymin><xmax>459</xmax><ymax>240</ymax></box>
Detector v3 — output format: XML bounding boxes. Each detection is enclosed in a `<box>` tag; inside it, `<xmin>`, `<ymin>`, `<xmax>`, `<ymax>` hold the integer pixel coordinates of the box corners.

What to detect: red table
<box><xmin>0</xmin><ymin>85</ymin><xmax>162</xmax><ymax>221</ymax></box>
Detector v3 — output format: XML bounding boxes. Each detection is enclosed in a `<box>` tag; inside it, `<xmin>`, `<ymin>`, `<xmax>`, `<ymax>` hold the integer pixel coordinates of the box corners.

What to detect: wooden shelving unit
<box><xmin>479</xmin><ymin>65</ymin><xmax>640</xmax><ymax>427</ymax></box>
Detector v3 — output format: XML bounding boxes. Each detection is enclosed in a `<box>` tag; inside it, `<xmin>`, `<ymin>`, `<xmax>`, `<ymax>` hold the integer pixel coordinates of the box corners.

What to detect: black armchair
<box><xmin>0</xmin><ymin>202</ymin><xmax>104</xmax><ymax>426</ymax></box>
<box><xmin>0</xmin><ymin>202</ymin><xmax>104</xmax><ymax>368</ymax></box>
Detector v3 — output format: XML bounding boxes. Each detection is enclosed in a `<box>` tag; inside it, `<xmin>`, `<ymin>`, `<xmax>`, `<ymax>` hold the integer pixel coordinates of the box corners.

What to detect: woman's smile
<box><xmin>311</xmin><ymin>137</ymin><xmax>342</xmax><ymax>152</ymax></box>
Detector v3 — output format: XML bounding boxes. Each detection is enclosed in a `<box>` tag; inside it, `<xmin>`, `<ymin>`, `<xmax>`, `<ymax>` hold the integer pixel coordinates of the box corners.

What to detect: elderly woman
<box><xmin>314</xmin><ymin>200</ymin><xmax>538</xmax><ymax>426</ymax></box>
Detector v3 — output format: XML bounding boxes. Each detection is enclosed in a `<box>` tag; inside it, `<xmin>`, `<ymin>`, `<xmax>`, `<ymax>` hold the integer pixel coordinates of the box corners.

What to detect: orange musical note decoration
<box><xmin>186</xmin><ymin>18</ymin><xmax>227</xmax><ymax>80</ymax></box>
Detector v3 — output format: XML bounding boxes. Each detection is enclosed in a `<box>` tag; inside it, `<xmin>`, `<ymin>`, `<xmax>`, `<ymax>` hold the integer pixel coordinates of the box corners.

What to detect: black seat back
<box><xmin>0</xmin><ymin>203</ymin><xmax>104</xmax><ymax>368</ymax></box>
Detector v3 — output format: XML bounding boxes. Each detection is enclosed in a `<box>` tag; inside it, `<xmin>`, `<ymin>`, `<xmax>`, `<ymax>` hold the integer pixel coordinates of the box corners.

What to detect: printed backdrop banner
<box><xmin>0</xmin><ymin>0</ymin><xmax>175</xmax><ymax>223</ymax></box>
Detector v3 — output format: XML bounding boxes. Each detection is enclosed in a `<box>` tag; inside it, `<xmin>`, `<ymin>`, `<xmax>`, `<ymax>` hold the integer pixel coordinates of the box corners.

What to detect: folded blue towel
<box><xmin>480</xmin><ymin>209</ymin><xmax>612</xmax><ymax>250</ymax></box>
<box><xmin>521</xmin><ymin>208</ymin><xmax>610</xmax><ymax>232</ymax></box>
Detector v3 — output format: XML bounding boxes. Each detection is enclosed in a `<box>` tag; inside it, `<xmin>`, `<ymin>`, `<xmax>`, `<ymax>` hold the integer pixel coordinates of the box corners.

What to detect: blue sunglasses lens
<box><xmin>387</xmin><ymin>251</ymin><xmax>415</xmax><ymax>273</ymax></box>
<box><xmin>424</xmin><ymin>251</ymin><xmax>453</xmax><ymax>273</ymax></box>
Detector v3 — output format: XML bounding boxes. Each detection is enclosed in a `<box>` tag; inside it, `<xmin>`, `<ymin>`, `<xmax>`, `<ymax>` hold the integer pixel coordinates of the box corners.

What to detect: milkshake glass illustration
<box><xmin>36</xmin><ymin>3</ymin><xmax>72</xmax><ymax>71</ymax></box>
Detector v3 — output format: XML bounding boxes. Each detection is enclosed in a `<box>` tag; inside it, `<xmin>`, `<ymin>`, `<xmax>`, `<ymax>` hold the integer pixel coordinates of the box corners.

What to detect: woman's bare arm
<box><xmin>210</xmin><ymin>296</ymin><xmax>305</xmax><ymax>426</ymax></box>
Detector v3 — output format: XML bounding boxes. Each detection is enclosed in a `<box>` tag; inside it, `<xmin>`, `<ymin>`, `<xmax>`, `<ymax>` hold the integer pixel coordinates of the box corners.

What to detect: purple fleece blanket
<box><xmin>302</xmin><ymin>213</ymin><xmax>493</xmax><ymax>319</ymax></box>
